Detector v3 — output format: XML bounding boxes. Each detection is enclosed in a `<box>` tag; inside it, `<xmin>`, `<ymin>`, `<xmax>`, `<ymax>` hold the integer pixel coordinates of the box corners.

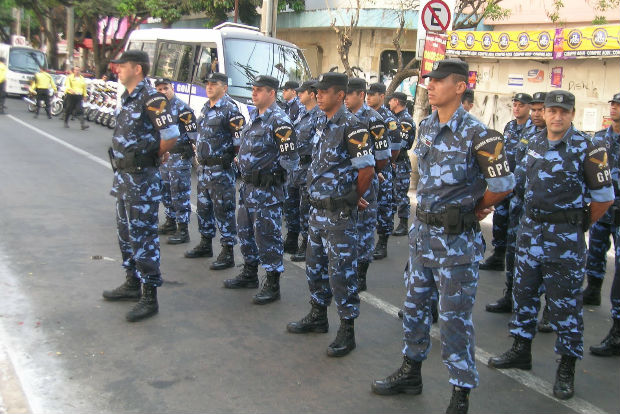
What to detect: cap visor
<box><xmin>609</xmin><ymin>99</ymin><xmax>620</xmax><ymax>104</ymax></box>
<box><xmin>546</xmin><ymin>103</ymin><xmax>573</xmax><ymax>111</ymax></box>
<box><xmin>421</xmin><ymin>70</ymin><xmax>450</xmax><ymax>79</ymax></box>
<box><xmin>110</xmin><ymin>58</ymin><xmax>125</xmax><ymax>64</ymax></box>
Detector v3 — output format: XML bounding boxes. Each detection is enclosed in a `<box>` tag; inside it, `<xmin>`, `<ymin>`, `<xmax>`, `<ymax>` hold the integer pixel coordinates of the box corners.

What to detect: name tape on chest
<box><xmin>474</xmin><ymin>129</ymin><xmax>511</xmax><ymax>178</ymax></box>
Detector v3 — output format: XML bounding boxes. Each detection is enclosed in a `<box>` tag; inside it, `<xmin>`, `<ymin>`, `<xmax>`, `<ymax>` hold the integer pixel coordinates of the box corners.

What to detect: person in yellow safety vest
<box><xmin>0</xmin><ymin>57</ymin><xmax>7</xmax><ymax>114</ymax></box>
<box><xmin>64</xmin><ymin>66</ymin><xmax>89</xmax><ymax>130</ymax></box>
<box><xmin>29</xmin><ymin>65</ymin><xmax>57</xmax><ymax>119</ymax></box>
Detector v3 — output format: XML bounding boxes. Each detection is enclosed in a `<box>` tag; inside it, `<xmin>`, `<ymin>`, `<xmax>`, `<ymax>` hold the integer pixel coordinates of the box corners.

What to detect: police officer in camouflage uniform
<box><xmin>102</xmin><ymin>50</ymin><xmax>180</xmax><ymax>322</ymax></box>
<box><xmin>286</xmin><ymin>72</ymin><xmax>375</xmax><ymax>357</ymax></box>
<box><xmin>488</xmin><ymin>90</ymin><xmax>614</xmax><ymax>400</ymax></box>
<box><xmin>372</xmin><ymin>59</ymin><xmax>515</xmax><ymax>414</ymax></box>
<box><xmin>290</xmin><ymin>80</ymin><xmax>323</xmax><ymax>262</ymax></box>
<box><xmin>223</xmin><ymin>75</ymin><xmax>299</xmax><ymax>305</ymax></box>
<box><xmin>480</xmin><ymin>93</ymin><xmax>533</xmax><ymax>271</ymax></box>
<box><xmin>583</xmin><ymin>93</ymin><xmax>620</xmax><ymax>307</ymax></box>
<box><xmin>367</xmin><ymin>82</ymin><xmax>401</xmax><ymax>260</ymax></box>
<box><xmin>345</xmin><ymin>78</ymin><xmax>389</xmax><ymax>291</ymax></box>
<box><xmin>589</xmin><ymin>92</ymin><xmax>620</xmax><ymax>357</ymax></box>
<box><xmin>486</xmin><ymin>93</ymin><xmax>538</xmax><ymax>314</ymax></box>
<box><xmin>389</xmin><ymin>92</ymin><xmax>416</xmax><ymax>237</ymax></box>
<box><xmin>154</xmin><ymin>78</ymin><xmax>197</xmax><ymax>245</ymax></box>
<box><xmin>281</xmin><ymin>80</ymin><xmax>301</xmax><ymax>124</ymax></box>
<box><xmin>185</xmin><ymin>73</ymin><xmax>244</xmax><ymax>271</ymax></box>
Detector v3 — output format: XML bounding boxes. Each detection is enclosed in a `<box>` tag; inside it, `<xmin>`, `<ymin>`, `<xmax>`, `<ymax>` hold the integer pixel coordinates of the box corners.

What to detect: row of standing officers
<box><xmin>99</xmin><ymin>49</ymin><xmax>619</xmax><ymax>414</ymax></box>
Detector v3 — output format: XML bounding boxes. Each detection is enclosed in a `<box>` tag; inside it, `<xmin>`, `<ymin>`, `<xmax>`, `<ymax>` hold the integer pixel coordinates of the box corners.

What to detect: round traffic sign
<box><xmin>421</xmin><ymin>0</ymin><xmax>452</xmax><ymax>33</ymax></box>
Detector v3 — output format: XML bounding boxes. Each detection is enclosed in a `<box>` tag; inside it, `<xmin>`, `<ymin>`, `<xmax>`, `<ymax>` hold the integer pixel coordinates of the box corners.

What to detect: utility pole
<box><xmin>234</xmin><ymin>0</ymin><xmax>239</xmax><ymax>22</ymax></box>
<box><xmin>260</xmin><ymin>0</ymin><xmax>278</xmax><ymax>37</ymax></box>
<box><xmin>12</xmin><ymin>8</ymin><xmax>21</xmax><ymax>36</ymax></box>
<box><xmin>66</xmin><ymin>6</ymin><xmax>75</xmax><ymax>70</ymax></box>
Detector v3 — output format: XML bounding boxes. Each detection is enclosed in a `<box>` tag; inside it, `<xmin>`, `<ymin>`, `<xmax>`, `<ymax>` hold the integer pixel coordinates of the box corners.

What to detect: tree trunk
<box><xmin>386</xmin><ymin>68</ymin><xmax>418</xmax><ymax>97</ymax></box>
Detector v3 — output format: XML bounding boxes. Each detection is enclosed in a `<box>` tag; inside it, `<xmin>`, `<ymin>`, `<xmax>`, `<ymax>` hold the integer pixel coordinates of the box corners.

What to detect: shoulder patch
<box><xmin>178</xmin><ymin>109</ymin><xmax>197</xmax><ymax>133</ymax></box>
<box><xmin>584</xmin><ymin>143</ymin><xmax>612</xmax><ymax>190</ymax></box>
<box><xmin>229</xmin><ymin>114</ymin><xmax>245</xmax><ymax>132</ymax></box>
<box><xmin>274</xmin><ymin>124</ymin><xmax>296</xmax><ymax>155</ymax></box>
<box><xmin>145</xmin><ymin>94</ymin><xmax>174</xmax><ymax>130</ymax></box>
<box><xmin>387</xmin><ymin>120</ymin><xmax>398</xmax><ymax>131</ymax></box>
<box><xmin>474</xmin><ymin>129</ymin><xmax>511</xmax><ymax>179</ymax></box>
<box><xmin>346</xmin><ymin>126</ymin><xmax>374</xmax><ymax>158</ymax></box>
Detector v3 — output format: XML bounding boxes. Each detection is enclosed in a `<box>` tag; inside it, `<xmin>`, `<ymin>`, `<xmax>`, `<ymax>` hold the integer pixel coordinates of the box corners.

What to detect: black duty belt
<box><xmin>309</xmin><ymin>190</ymin><xmax>358</xmax><ymax>212</ymax></box>
<box><xmin>241</xmin><ymin>168</ymin><xmax>287</xmax><ymax>187</ymax></box>
<box><xmin>299</xmin><ymin>154</ymin><xmax>312</xmax><ymax>164</ymax></box>
<box><xmin>108</xmin><ymin>147</ymin><xmax>159</xmax><ymax>173</ymax></box>
<box><xmin>614</xmin><ymin>207</ymin><xmax>620</xmax><ymax>226</ymax></box>
<box><xmin>168</xmin><ymin>143</ymin><xmax>194</xmax><ymax>157</ymax></box>
<box><xmin>199</xmin><ymin>153</ymin><xmax>234</xmax><ymax>167</ymax></box>
<box><xmin>415</xmin><ymin>206</ymin><xmax>479</xmax><ymax>235</ymax></box>
<box><xmin>526</xmin><ymin>207</ymin><xmax>589</xmax><ymax>232</ymax></box>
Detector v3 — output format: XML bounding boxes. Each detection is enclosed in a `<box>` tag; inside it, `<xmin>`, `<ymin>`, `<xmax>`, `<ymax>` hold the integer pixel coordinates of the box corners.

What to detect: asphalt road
<box><xmin>0</xmin><ymin>98</ymin><xmax>618</xmax><ymax>414</ymax></box>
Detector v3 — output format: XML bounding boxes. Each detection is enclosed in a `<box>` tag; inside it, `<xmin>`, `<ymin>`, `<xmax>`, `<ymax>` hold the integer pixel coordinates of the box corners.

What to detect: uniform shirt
<box><xmin>290</xmin><ymin>104</ymin><xmax>322</xmax><ymax>187</ymax></box>
<box><xmin>504</xmin><ymin>118</ymin><xmax>534</xmax><ymax>172</ymax></box>
<box><xmin>394</xmin><ymin>108</ymin><xmax>416</xmax><ymax>151</ymax></box>
<box><xmin>197</xmin><ymin>94</ymin><xmax>244</xmax><ymax>162</ymax></box>
<box><xmin>590</xmin><ymin>126</ymin><xmax>620</xmax><ymax>224</ymax></box>
<box><xmin>286</xmin><ymin>96</ymin><xmax>301</xmax><ymax>123</ymax></box>
<box><xmin>513</xmin><ymin>125</ymin><xmax>544</xmax><ymax>200</ymax></box>
<box><xmin>354</xmin><ymin>103</ymin><xmax>390</xmax><ymax>161</ymax></box>
<box><xmin>307</xmin><ymin>104</ymin><xmax>375</xmax><ymax>227</ymax></box>
<box><xmin>238</xmin><ymin>101</ymin><xmax>299</xmax><ymax>206</ymax></box>
<box><xmin>0</xmin><ymin>62</ymin><xmax>7</xmax><ymax>83</ymax></box>
<box><xmin>413</xmin><ymin>106</ymin><xmax>515</xmax><ymax>267</ymax></box>
<box><xmin>30</xmin><ymin>71</ymin><xmax>57</xmax><ymax>92</ymax></box>
<box><xmin>377</xmin><ymin>105</ymin><xmax>402</xmax><ymax>151</ymax></box>
<box><xmin>110</xmin><ymin>79</ymin><xmax>180</xmax><ymax>202</ymax></box>
<box><xmin>168</xmin><ymin>95</ymin><xmax>197</xmax><ymax>150</ymax></box>
<box><xmin>65</xmin><ymin>73</ymin><xmax>87</xmax><ymax>96</ymax></box>
<box><xmin>520</xmin><ymin>125</ymin><xmax>613</xmax><ymax>260</ymax></box>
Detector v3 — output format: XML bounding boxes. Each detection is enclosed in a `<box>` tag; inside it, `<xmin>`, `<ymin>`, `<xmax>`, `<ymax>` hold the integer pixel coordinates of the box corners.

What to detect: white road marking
<box><xmin>9</xmin><ymin>114</ymin><xmax>612</xmax><ymax>414</ymax></box>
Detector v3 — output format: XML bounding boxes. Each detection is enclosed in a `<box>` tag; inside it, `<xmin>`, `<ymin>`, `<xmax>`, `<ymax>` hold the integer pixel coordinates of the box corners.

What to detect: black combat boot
<box><xmin>158</xmin><ymin>216</ymin><xmax>177</xmax><ymax>235</ymax></box>
<box><xmin>167</xmin><ymin>222</ymin><xmax>190</xmax><ymax>244</ymax></box>
<box><xmin>253</xmin><ymin>271</ymin><xmax>281</xmax><ymax>305</ymax></box>
<box><xmin>538</xmin><ymin>302</ymin><xmax>553</xmax><ymax>333</ymax></box>
<box><xmin>326</xmin><ymin>318</ymin><xmax>356</xmax><ymax>357</ymax></box>
<box><xmin>479</xmin><ymin>246</ymin><xmax>506</xmax><ymax>271</ymax></box>
<box><xmin>582</xmin><ymin>275</ymin><xmax>603</xmax><ymax>306</ymax></box>
<box><xmin>284</xmin><ymin>232</ymin><xmax>299</xmax><ymax>254</ymax></box>
<box><xmin>287</xmin><ymin>301</ymin><xmax>329</xmax><ymax>333</ymax></box>
<box><xmin>485</xmin><ymin>285</ymin><xmax>512</xmax><ymax>313</ymax></box>
<box><xmin>589</xmin><ymin>318</ymin><xmax>620</xmax><ymax>356</ymax></box>
<box><xmin>393</xmin><ymin>218</ymin><xmax>408</xmax><ymax>236</ymax></box>
<box><xmin>223</xmin><ymin>263</ymin><xmax>259</xmax><ymax>289</ymax></box>
<box><xmin>102</xmin><ymin>272</ymin><xmax>141</xmax><ymax>301</ymax></box>
<box><xmin>210</xmin><ymin>245</ymin><xmax>234</xmax><ymax>270</ymax></box>
<box><xmin>291</xmin><ymin>237</ymin><xmax>308</xmax><ymax>262</ymax></box>
<box><xmin>446</xmin><ymin>386</ymin><xmax>471</xmax><ymax>414</ymax></box>
<box><xmin>553</xmin><ymin>355</ymin><xmax>577</xmax><ymax>400</ymax></box>
<box><xmin>488</xmin><ymin>336</ymin><xmax>532</xmax><ymax>370</ymax></box>
<box><xmin>398</xmin><ymin>309</ymin><xmax>403</xmax><ymax>319</ymax></box>
<box><xmin>358</xmin><ymin>261</ymin><xmax>369</xmax><ymax>292</ymax></box>
<box><xmin>373</xmin><ymin>234</ymin><xmax>389</xmax><ymax>260</ymax></box>
<box><xmin>80</xmin><ymin>116</ymin><xmax>89</xmax><ymax>130</ymax></box>
<box><xmin>371</xmin><ymin>356</ymin><xmax>423</xmax><ymax>395</ymax></box>
<box><xmin>64</xmin><ymin>120</ymin><xmax>69</xmax><ymax>128</ymax></box>
<box><xmin>126</xmin><ymin>284</ymin><xmax>159</xmax><ymax>322</ymax></box>
<box><xmin>184</xmin><ymin>236</ymin><xmax>213</xmax><ymax>258</ymax></box>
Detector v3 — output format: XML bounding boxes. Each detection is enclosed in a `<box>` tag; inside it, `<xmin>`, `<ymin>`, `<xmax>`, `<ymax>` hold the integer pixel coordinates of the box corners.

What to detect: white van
<box><xmin>0</xmin><ymin>43</ymin><xmax>48</xmax><ymax>95</ymax></box>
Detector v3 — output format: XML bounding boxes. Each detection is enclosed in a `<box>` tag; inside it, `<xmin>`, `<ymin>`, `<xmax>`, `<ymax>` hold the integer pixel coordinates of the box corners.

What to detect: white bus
<box><xmin>0</xmin><ymin>43</ymin><xmax>47</xmax><ymax>95</ymax></box>
<box><xmin>125</xmin><ymin>23</ymin><xmax>312</xmax><ymax>118</ymax></box>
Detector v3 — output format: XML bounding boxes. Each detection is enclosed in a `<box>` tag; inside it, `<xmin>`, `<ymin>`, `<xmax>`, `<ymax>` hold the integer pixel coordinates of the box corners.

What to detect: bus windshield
<box><xmin>223</xmin><ymin>38</ymin><xmax>310</xmax><ymax>99</ymax></box>
<box><xmin>8</xmin><ymin>47</ymin><xmax>47</xmax><ymax>74</ymax></box>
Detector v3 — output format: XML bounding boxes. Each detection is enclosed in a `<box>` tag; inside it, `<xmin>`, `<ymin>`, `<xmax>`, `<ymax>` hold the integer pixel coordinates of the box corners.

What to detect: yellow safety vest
<box><xmin>0</xmin><ymin>62</ymin><xmax>6</xmax><ymax>84</ymax></box>
<box><xmin>29</xmin><ymin>71</ymin><xmax>57</xmax><ymax>93</ymax></box>
<box><xmin>65</xmin><ymin>73</ymin><xmax>87</xmax><ymax>97</ymax></box>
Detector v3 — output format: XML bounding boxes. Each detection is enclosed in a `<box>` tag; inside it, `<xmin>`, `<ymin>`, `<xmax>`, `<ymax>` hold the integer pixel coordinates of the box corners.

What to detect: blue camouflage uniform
<box><xmin>288</xmin><ymin>104</ymin><xmax>323</xmax><ymax>243</ymax></box>
<box><xmin>285</xmin><ymin>96</ymin><xmax>301</xmax><ymax>124</ymax></box>
<box><xmin>159</xmin><ymin>95</ymin><xmax>197</xmax><ymax>225</ymax></box>
<box><xmin>586</xmin><ymin>126</ymin><xmax>620</xmax><ymax>281</ymax></box>
<box><xmin>109</xmin><ymin>79</ymin><xmax>180</xmax><ymax>286</ymax></box>
<box><xmin>490</xmin><ymin>118</ymin><xmax>534</xmax><ymax>249</ymax></box>
<box><xmin>306</xmin><ymin>104</ymin><xmax>375</xmax><ymax>318</ymax></box>
<box><xmin>237</xmin><ymin>101</ymin><xmax>299</xmax><ymax>271</ymax></box>
<box><xmin>404</xmin><ymin>106</ymin><xmax>515</xmax><ymax>388</ymax></box>
<box><xmin>354</xmin><ymin>103</ymin><xmax>389</xmax><ymax>263</ymax></box>
<box><xmin>283</xmin><ymin>96</ymin><xmax>303</xmax><ymax>236</ymax></box>
<box><xmin>510</xmin><ymin>125</ymin><xmax>614</xmax><ymax>358</ymax></box>
<box><xmin>376</xmin><ymin>105</ymin><xmax>401</xmax><ymax>235</ymax></box>
<box><xmin>393</xmin><ymin>108</ymin><xmax>416</xmax><ymax>221</ymax></box>
<box><xmin>195</xmin><ymin>94</ymin><xmax>245</xmax><ymax>246</ymax></box>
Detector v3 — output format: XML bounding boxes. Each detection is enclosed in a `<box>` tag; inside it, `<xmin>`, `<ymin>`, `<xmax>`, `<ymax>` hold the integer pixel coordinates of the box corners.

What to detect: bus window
<box><xmin>177</xmin><ymin>45</ymin><xmax>194</xmax><ymax>83</ymax></box>
<box><xmin>127</xmin><ymin>41</ymin><xmax>143</xmax><ymax>51</ymax></box>
<box><xmin>154</xmin><ymin>42</ymin><xmax>183</xmax><ymax>80</ymax></box>
<box><xmin>223</xmin><ymin>38</ymin><xmax>310</xmax><ymax>99</ymax></box>
<box><xmin>8</xmin><ymin>47</ymin><xmax>47</xmax><ymax>74</ymax></box>
<box><xmin>194</xmin><ymin>46</ymin><xmax>218</xmax><ymax>84</ymax></box>
<box><xmin>142</xmin><ymin>42</ymin><xmax>156</xmax><ymax>64</ymax></box>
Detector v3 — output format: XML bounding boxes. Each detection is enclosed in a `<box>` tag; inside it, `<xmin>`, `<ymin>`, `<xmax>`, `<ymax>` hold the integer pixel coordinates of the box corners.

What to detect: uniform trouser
<box><xmin>299</xmin><ymin>183</ymin><xmax>311</xmax><ymax>241</ymax></box>
<box><xmin>357</xmin><ymin>187</ymin><xmax>378</xmax><ymax>263</ymax></box>
<box><xmin>505</xmin><ymin>197</ymin><xmax>524</xmax><ymax>286</ymax></box>
<box><xmin>510</xmin><ymin>249</ymin><xmax>585</xmax><ymax>358</ymax></box>
<box><xmin>196</xmin><ymin>166</ymin><xmax>237</xmax><ymax>246</ymax></box>
<box><xmin>402</xmin><ymin>260</ymin><xmax>479</xmax><ymax>388</ymax></box>
<box><xmin>0</xmin><ymin>81</ymin><xmax>6</xmax><ymax>110</ymax></box>
<box><xmin>284</xmin><ymin>184</ymin><xmax>301</xmax><ymax>234</ymax></box>
<box><xmin>612</xmin><ymin>226</ymin><xmax>620</xmax><ymax>319</ymax></box>
<box><xmin>394</xmin><ymin>159</ymin><xmax>411</xmax><ymax>219</ymax></box>
<box><xmin>64</xmin><ymin>94</ymin><xmax>85</xmax><ymax>123</ymax></box>
<box><xmin>376</xmin><ymin>166</ymin><xmax>395</xmax><ymax>235</ymax></box>
<box><xmin>116</xmin><ymin>196</ymin><xmax>162</xmax><ymax>286</ymax></box>
<box><xmin>586</xmin><ymin>220</ymin><xmax>615</xmax><ymax>280</ymax></box>
<box><xmin>490</xmin><ymin>196</ymin><xmax>511</xmax><ymax>249</ymax></box>
<box><xmin>160</xmin><ymin>154</ymin><xmax>192</xmax><ymax>224</ymax></box>
<box><xmin>237</xmin><ymin>199</ymin><xmax>284</xmax><ymax>272</ymax></box>
<box><xmin>306</xmin><ymin>208</ymin><xmax>360</xmax><ymax>319</ymax></box>
<box><xmin>35</xmin><ymin>89</ymin><xmax>51</xmax><ymax>117</ymax></box>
